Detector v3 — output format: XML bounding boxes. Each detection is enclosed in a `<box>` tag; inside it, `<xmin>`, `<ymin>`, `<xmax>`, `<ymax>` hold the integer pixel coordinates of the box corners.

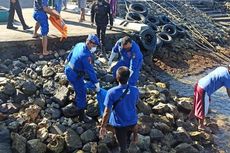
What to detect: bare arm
<box><xmin>43</xmin><ymin>6</ymin><xmax>60</xmax><ymax>18</ymax></box>
<box><xmin>99</xmin><ymin>107</ymin><xmax>110</xmax><ymax>138</ymax></box>
<box><xmin>227</xmin><ymin>88</ymin><xmax>230</xmax><ymax>97</ymax></box>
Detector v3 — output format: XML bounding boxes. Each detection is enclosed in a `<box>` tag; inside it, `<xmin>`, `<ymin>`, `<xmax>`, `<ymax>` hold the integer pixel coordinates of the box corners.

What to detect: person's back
<box><xmin>198</xmin><ymin>66</ymin><xmax>230</xmax><ymax>96</ymax></box>
<box><xmin>107</xmin><ymin>84</ymin><xmax>139</xmax><ymax>127</ymax></box>
<box><xmin>93</xmin><ymin>0</ymin><xmax>110</xmax><ymax>26</ymax></box>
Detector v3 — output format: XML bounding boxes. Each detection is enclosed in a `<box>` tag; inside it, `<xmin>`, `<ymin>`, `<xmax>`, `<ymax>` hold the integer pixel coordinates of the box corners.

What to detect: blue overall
<box><xmin>64</xmin><ymin>43</ymin><xmax>98</xmax><ymax>109</ymax></box>
<box><xmin>33</xmin><ymin>0</ymin><xmax>49</xmax><ymax>36</ymax></box>
<box><xmin>111</xmin><ymin>39</ymin><xmax>143</xmax><ymax>86</ymax></box>
<box><xmin>54</xmin><ymin>0</ymin><xmax>63</xmax><ymax>13</ymax></box>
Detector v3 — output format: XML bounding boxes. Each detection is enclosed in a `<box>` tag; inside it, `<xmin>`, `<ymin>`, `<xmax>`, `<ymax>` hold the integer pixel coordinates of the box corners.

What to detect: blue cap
<box><xmin>87</xmin><ymin>34</ymin><xmax>100</xmax><ymax>45</ymax></box>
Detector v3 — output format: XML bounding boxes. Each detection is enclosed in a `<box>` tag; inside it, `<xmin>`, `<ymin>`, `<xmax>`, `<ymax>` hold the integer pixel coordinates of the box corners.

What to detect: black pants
<box><xmin>7</xmin><ymin>0</ymin><xmax>27</xmax><ymax>27</ymax></box>
<box><xmin>114</xmin><ymin>125</ymin><xmax>135</xmax><ymax>153</ymax></box>
<box><xmin>96</xmin><ymin>25</ymin><xmax>107</xmax><ymax>46</ymax></box>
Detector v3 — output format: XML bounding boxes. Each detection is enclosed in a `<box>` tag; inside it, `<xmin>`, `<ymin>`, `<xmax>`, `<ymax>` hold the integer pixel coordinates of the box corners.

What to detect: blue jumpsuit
<box><xmin>64</xmin><ymin>43</ymin><xmax>98</xmax><ymax>109</ymax></box>
<box><xmin>111</xmin><ymin>39</ymin><xmax>143</xmax><ymax>86</ymax></box>
<box><xmin>33</xmin><ymin>0</ymin><xmax>49</xmax><ymax>36</ymax></box>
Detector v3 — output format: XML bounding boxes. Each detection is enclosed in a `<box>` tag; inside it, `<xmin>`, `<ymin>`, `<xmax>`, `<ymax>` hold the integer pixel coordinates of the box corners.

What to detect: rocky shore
<box><xmin>0</xmin><ymin>50</ymin><xmax>220</xmax><ymax>153</ymax></box>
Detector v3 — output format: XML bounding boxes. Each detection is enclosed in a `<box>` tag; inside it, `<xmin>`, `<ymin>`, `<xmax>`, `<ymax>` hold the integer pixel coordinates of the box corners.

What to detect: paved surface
<box><xmin>0</xmin><ymin>7</ymin><xmax>118</xmax><ymax>42</ymax></box>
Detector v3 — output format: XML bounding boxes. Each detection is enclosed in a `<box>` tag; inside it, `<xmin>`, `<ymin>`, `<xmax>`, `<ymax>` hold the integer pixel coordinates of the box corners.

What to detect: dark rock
<box><xmin>12</xmin><ymin>89</ymin><xmax>27</xmax><ymax>103</ymax></box>
<box><xmin>154</xmin><ymin>122</ymin><xmax>172</xmax><ymax>133</ymax></box>
<box><xmin>99</xmin><ymin>132</ymin><xmax>117</xmax><ymax>148</ymax></box>
<box><xmin>152</xmin><ymin>102</ymin><xmax>170</xmax><ymax>114</ymax></box>
<box><xmin>80</xmin><ymin>129</ymin><xmax>97</xmax><ymax>144</ymax></box>
<box><xmin>128</xmin><ymin>143</ymin><xmax>141</xmax><ymax>153</ymax></box>
<box><xmin>2</xmin><ymin>83</ymin><xmax>16</xmax><ymax>96</ymax></box>
<box><xmin>65</xmin><ymin>128</ymin><xmax>82</xmax><ymax>152</ymax></box>
<box><xmin>86</xmin><ymin>102</ymin><xmax>99</xmax><ymax>117</ymax></box>
<box><xmin>42</xmin><ymin>65</ymin><xmax>55</xmax><ymax>77</ymax></box>
<box><xmin>136</xmin><ymin>101</ymin><xmax>152</xmax><ymax>115</ymax></box>
<box><xmin>174</xmin><ymin>143</ymin><xmax>199</xmax><ymax>153</ymax></box>
<box><xmin>19</xmin><ymin>123</ymin><xmax>37</xmax><ymax>140</ymax></box>
<box><xmin>11</xmin><ymin>132</ymin><xmax>26</xmax><ymax>153</ymax></box>
<box><xmin>13</xmin><ymin>60</ymin><xmax>27</xmax><ymax>69</ymax></box>
<box><xmin>22</xmin><ymin>81</ymin><xmax>37</xmax><ymax>96</ymax></box>
<box><xmin>97</xmin><ymin>143</ymin><xmax>111</xmax><ymax>153</ymax></box>
<box><xmin>45</xmin><ymin>107</ymin><xmax>61</xmax><ymax>119</ymax></box>
<box><xmin>0</xmin><ymin>143</ymin><xmax>12</xmax><ymax>153</ymax></box>
<box><xmin>27</xmin><ymin>139</ymin><xmax>46</xmax><ymax>153</ymax></box>
<box><xmin>150</xmin><ymin>128</ymin><xmax>164</xmax><ymax>141</ymax></box>
<box><xmin>53</xmin><ymin>86</ymin><xmax>69</xmax><ymax>107</ymax></box>
<box><xmin>0</xmin><ymin>64</ymin><xmax>10</xmax><ymax>73</ymax></box>
<box><xmin>62</xmin><ymin>103</ymin><xmax>79</xmax><ymax>118</ymax></box>
<box><xmin>0</xmin><ymin>125</ymin><xmax>11</xmax><ymax>144</ymax></box>
<box><xmin>82</xmin><ymin>142</ymin><xmax>97</xmax><ymax>153</ymax></box>
<box><xmin>11</xmin><ymin>67</ymin><xmax>23</xmax><ymax>76</ymax></box>
<box><xmin>137</xmin><ymin>134</ymin><xmax>150</xmax><ymax>151</ymax></box>
<box><xmin>0</xmin><ymin>103</ymin><xmax>19</xmax><ymax>114</ymax></box>
<box><xmin>49</xmin><ymin>124</ymin><xmax>67</xmax><ymax>135</ymax></box>
<box><xmin>173</xmin><ymin>127</ymin><xmax>192</xmax><ymax>144</ymax></box>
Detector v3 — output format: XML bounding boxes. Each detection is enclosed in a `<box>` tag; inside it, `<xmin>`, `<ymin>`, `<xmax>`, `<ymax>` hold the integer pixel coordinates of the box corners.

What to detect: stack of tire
<box><xmin>125</xmin><ymin>2</ymin><xmax>186</xmax><ymax>55</ymax></box>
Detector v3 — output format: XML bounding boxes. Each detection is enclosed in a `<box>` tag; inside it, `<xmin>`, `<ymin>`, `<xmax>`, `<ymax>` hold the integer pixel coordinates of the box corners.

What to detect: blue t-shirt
<box><xmin>112</xmin><ymin>39</ymin><xmax>143</xmax><ymax>71</ymax></box>
<box><xmin>34</xmin><ymin>0</ymin><xmax>48</xmax><ymax>11</ymax></box>
<box><xmin>66</xmin><ymin>43</ymin><xmax>98</xmax><ymax>84</ymax></box>
<box><xmin>198</xmin><ymin>66</ymin><xmax>230</xmax><ymax>96</ymax></box>
<box><xmin>104</xmin><ymin>84</ymin><xmax>139</xmax><ymax>127</ymax></box>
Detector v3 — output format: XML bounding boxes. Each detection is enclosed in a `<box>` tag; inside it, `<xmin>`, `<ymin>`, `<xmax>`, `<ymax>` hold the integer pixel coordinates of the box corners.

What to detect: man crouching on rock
<box><xmin>100</xmin><ymin>66</ymin><xmax>139</xmax><ymax>153</ymax></box>
<box><xmin>64</xmin><ymin>34</ymin><xmax>100</xmax><ymax>122</ymax></box>
<box><xmin>189</xmin><ymin>65</ymin><xmax>230</xmax><ymax>132</ymax></box>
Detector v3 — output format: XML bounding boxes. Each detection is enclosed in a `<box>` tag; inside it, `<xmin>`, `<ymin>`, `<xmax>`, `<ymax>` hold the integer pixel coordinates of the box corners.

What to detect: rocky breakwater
<box><xmin>0</xmin><ymin>51</ymin><xmax>219</xmax><ymax>153</ymax></box>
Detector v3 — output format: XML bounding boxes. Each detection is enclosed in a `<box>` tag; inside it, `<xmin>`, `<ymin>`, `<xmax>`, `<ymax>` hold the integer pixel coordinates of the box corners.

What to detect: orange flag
<box><xmin>49</xmin><ymin>16</ymin><xmax>68</xmax><ymax>41</ymax></box>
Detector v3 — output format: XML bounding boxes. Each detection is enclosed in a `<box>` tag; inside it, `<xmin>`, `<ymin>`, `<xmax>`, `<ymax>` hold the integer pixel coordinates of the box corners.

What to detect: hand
<box><xmin>95</xmin><ymin>82</ymin><xmax>100</xmax><ymax>92</ymax></box>
<box><xmin>99</xmin><ymin>127</ymin><xmax>107</xmax><ymax>139</ymax></box>
<box><xmin>11</xmin><ymin>0</ymin><xmax>16</xmax><ymax>3</ymax></box>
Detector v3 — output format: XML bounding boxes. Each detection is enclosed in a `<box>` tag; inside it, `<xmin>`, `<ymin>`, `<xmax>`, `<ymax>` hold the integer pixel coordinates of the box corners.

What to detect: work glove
<box><xmin>95</xmin><ymin>82</ymin><xmax>100</xmax><ymax>92</ymax></box>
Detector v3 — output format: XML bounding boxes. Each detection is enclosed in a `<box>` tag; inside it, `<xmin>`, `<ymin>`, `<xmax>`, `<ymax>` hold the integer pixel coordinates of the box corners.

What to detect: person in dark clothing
<box><xmin>91</xmin><ymin>0</ymin><xmax>113</xmax><ymax>51</ymax></box>
<box><xmin>7</xmin><ymin>0</ymin><xmax>32</xmax><ymax>30</ymax></box>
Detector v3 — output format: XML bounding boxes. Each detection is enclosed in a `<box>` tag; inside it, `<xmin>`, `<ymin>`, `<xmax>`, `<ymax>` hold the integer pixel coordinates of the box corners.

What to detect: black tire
<box><xmin>125</xmin><ymin>12</ymin><xmax>146</xmax><ymax>23</ymax></box>
<box><xmin>146</xmin><ymin>15</ymin><xmax>160</xmax><ymax>26</ymax></box>
<box><xmin>139</xmin><ymin>28</ymin><xmax>157</xmax><ymax>52</ymax></box>
<box><xmin>159</xmin><ymin>15</ymin><xmax>171</xmax><ymax>25</ymax></box>
<box><xmin>157</xmin><ymin>32</ymin><xmax>172</xmax><ymax>45</ymax></box>
<box><xmin>147</xmin><ymin>23</ymin><xmax>158</xmax><ymax>32</ymax></box>
<box><xmin>175</xmin><ymin>25</ymin><xmax>186</xmax><ymax>37</ymax></box>
<box><xmin>129</xmin><ymin>3</ymin><xmax>148</xmax><ymax>17</ymax></box>
<box><xmin>156</xmin><ymin>36</ymin><xmax>163</xmax><ymax>49</ymax></box>
<box><xmin>162</xmin><ymin>24</ymin><xmax>177</xmax><ymax>38</ymax></box>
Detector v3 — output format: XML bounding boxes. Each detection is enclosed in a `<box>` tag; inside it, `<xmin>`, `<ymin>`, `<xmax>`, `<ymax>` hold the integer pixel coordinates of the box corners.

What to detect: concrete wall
<box><xmin>0</xmin><ymin>0</ymin><xmax>33</xmax><ymax>9</ymax></box>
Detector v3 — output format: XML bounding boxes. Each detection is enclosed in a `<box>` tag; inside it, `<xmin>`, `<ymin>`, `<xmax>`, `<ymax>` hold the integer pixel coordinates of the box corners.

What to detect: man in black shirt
<box><xmin>91</xmin><ymin>0</ymin><xmax>113</xmax><ymax>53</ymax></box>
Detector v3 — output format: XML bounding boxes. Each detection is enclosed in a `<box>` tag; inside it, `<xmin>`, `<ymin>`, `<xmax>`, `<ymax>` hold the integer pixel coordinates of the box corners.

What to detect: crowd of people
<box><xmin>6</xmin><ymin>1</ymin><xmax>230</xmax><ymax>153</ymax></box>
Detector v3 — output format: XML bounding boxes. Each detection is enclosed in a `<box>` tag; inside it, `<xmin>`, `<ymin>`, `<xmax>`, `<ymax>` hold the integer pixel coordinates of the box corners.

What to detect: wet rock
<box><xmin>172</xmin><ymin>127</ymin><xmax>192</xmax><ymax>144</ymax></box>
<box><xmin>174</xmin><ymin>143</ymin><xmax>199</xmax><ymax>153</ymax></box>
<box><xmin>0</xmin><ymin>125</ymin><xmax>12</xmax><ymax>153</ymax></box>
<box><xmin>1</xmin><ymin>83</ymin><xmax>16</xmax><ymax>96</ymax></box>
<box><xmin>154</xmin><ymin>122</ymin><xmax>172</xmax><ymax>133</ymax></box>
<box><xmin>152</xmin><ymin>102</ymin><xmax>170</xmax><ymax>114</ymax></box>
<box><xmin>42</xmin><ymin>65</ymin><xmax>55</xmax><ymax>77</ymax></box>
<box><xmin>62</xmin><ymin>103</ymin><xmax>79</xmax><ymax>118</ymax></box>
<box><xmin>11</xmin><ymin>132</ymin><xmax>26</xmax><ymax>153</ymax></box>
<box><xmin>137</xmin><ymin>134</ymin><xmax>150</xmax><ymax>151</ymax></box>
<box><xmin>19</xmin><ymin>123</ymin><xmax>37</xmax><ymax>140</ymax></box>
<box><xmin>22</xmin><ymin>81</ymin><xmax>37</xmax><ymax>96</ymax></box>
<box><xmin>82</xmin><ymin>142</ymin><xmax>97</xmax><ymax>153</ymax></box>
<box><xmin>80</xmin><ymin>129</ymin><xmax>97</xmax><ymax>144</ymax></box>
<box><xmin>27</xmin><ymin>139</ymin><xmax>46</xmax><ymax>153</ymax></box>
<box><xmin>176</xmin><ymin>97</ymin><xmax>193</xmax><ymax>113</ymax></box>
<box><xmin>128</xmin><ymin>143</ymin><xmax>141</xmax><ymax>153</ymax></box>
<box><xmin>65</xmin><ymin>128</ymin><xmax>82</xmax><ymax>152</ymax></box>
<box><xmin>45</xmin><ymin>107</ymin><xmax>61</xmax><ymax>119</ymax></box>
<box><xmin>137</xmin><ymin>101</ymin><xmax>152</xmax><ymax>115</ymax></box>
<box><xmin>0</xmin><ymin>64</ymin><xmax>10</xmax><ymax>73</ymax></box>
<box><xmin>37</xmin><ymin>127</ymin><xmax>48</xmax><ymax>142</ymax></box>
<box><xmin>150</xmin><ymin>128</ymin><xmax>164</xmax><ymax>141</ymax></box>
<box><xmin>47</xmin><ymin>135</ymin><xmax>65</xmax><ymax>153</ymax></box>
<box><xmin>53</xmin><ymin>86</ymin><xmax>69</xmax><ymax>107</ymax></box>
<box><xmin>97</xmin><ymin>143</ymin><xmax>111</xmax><ymax>153</ymax></box>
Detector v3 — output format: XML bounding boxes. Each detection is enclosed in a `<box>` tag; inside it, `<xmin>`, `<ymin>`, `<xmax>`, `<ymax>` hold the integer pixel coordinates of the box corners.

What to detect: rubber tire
<box><xmin>162</xmin><ymin>24</ymin><xmax>177</xmax><ymax>38</ymax></box>
<box><xmin>159</xmin><ymin>15</ymin><xmax>171</xmax><ymax>25</ymax></box>
<box><xmin>147</xmin><ymin>23</ymin><xmax>158</xmax><ymax>32</ymax></box>
<box><xmin>125</xmin><ymin>12</ymin><xmax>146</xmax><ymax>23</ymax></box>
<box><xmin>146</xmin><ymin>15</ymin><xmax>160</xmax><ymax>26</ymax></box>
<box><xmin>129</xmin><ymin>3</ymin><xmax>148</xmax><ymax>17</ymax></box>
<box><xmin>139</xmin><ymin>28</ymin><xmax>157</xmax><ymax>52</ymax></box>
<box><xmin>175</xmin><ymin>25</ymin><xmax>186</xmax><ymax>38</ymax></box>
<box><xmin>156</xmin><ymin>36</ymin><xmax>163</xmax><ymax>50</ymax></box>
<box><xmin>157</xmin><ymin>32</ymin><xmax>172</xmax><ymax>45</ymax></box>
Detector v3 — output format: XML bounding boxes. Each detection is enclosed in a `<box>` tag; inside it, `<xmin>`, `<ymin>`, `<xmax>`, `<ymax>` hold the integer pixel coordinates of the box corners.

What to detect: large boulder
<box><xmin>11</xmin><ymin>133</ymin><xmax>26</xmax><ymax>153</ymax></box>
<box><xmin>53</xmin><ymin>86</ymin><xmax>69</xmax><ymax>107</ymax></box>
<box><xmin>21</xmin><ymin>81</ymin><xmax>37</xmax><ymax>96</ymax></box>
<box><xmin>65</xmin><ymin>128</ymin><xmax>82</xmax><ymax>152</ymax></box>
<box><xmin>27</xmin><ymin>139</ymin><xmax>47</xmax><ymax>153</ymax></box>
<box><xmin>80</xmin><ymin>129</ymin><xmax>97</xmax><ymax>144</ymax></box>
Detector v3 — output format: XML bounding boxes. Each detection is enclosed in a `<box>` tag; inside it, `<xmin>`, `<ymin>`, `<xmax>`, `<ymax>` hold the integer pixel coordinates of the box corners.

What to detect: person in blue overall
<box><xmin>64</xmin><ymin>34</ymin><xmax>101</xmax><ymax>121</ymax></box>
<box><xmin>108</xmin><ymin>36</ymin><xmax>143</xmax><ymax>86</ymax></box>
<box><xmin>54</xmin><ymin>0</ymin><xmax>63</xmax><ymax>13</ymax></box>
<box><xmin>33</xmin><ymin>0</ymin><xmax>60</xmax><ymax>55</ymax></box>
<box><xmin>100</xmin><ymin>66</ymin><xmax>139</xmax><ymax>153</ymax></box>
<box><xmin>189</xmin><ymin>65</ymin><xmax>230</xmax><ymax>131</ymax></box>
